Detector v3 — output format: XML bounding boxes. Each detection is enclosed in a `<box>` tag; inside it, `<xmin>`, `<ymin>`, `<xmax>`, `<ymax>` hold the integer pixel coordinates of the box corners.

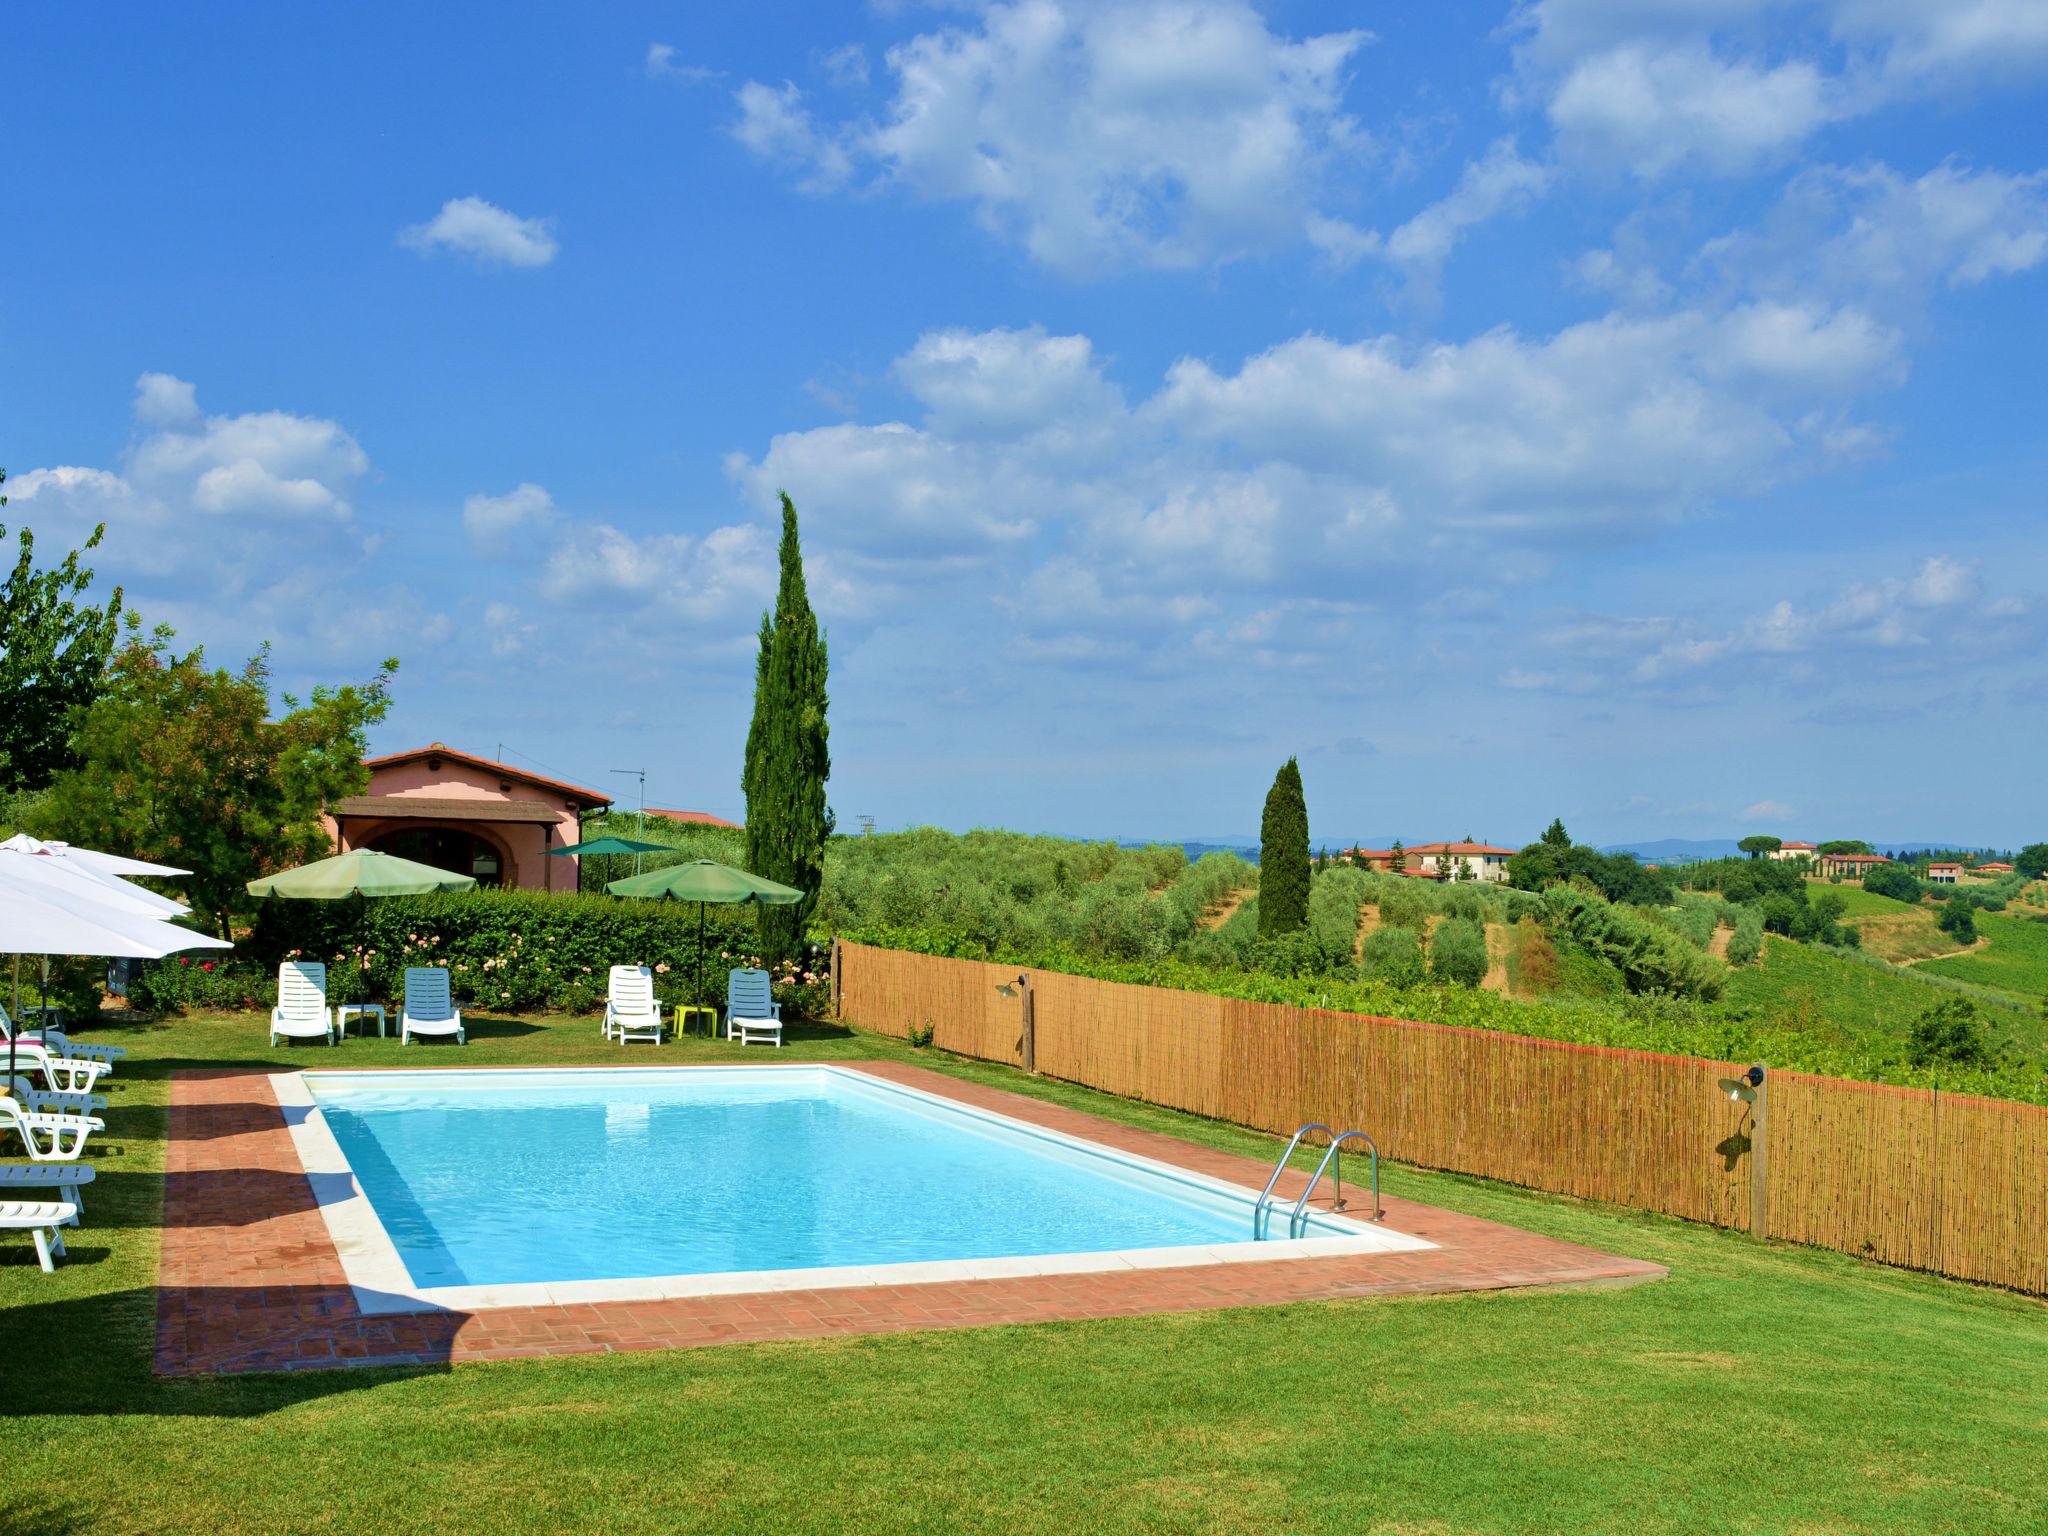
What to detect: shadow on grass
<box><xmin>0</xmin><ymin>1284</ymin><xmax>457</xmax><ymax>1417</ymax></box>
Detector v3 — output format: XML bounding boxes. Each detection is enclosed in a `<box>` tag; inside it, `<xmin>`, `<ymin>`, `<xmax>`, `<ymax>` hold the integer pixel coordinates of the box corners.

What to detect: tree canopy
<box><xmin>0</xmin><ymin>471</ymin><xmax>125</xmax><ymax>795</ymax></box>
<box><xmin>742</xmin><ymin>493</ymin><xmax>832</xmax><ymax>960</ymax></box>
<box><xmin>1506</xmin><ymin>822</ymin><xmax>1673</xmax><ymax>906</ymax></box>
<box><xmin>1738</xmin><ymin>835</ymin><xmax>1783</xmax><ymax>859</ymax></box>
<box><xmin>38</xmin><ymin>624</ymin><xmax>395</xmax><ymax>934</ymax></box>
<box><xmin>1257</xmin><ymin>758</ymin><xmax>1309</xmax><ymax>938</ymax></box>
<box><xmin>2017</xmin><ymin>843</ymin><xmax>2048</xmax><ymax>880</ymax></box>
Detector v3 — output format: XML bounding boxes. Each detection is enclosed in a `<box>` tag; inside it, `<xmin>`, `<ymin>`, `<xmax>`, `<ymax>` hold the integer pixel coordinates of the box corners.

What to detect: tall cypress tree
<box><xmin>743</xmin><ymin>494</ymin><xmax>832</xmax><ymax>960</ymax></box>
<box><xmin>1258</xmin><ymin>757</ymin><xmax>1310</xmax><ymax>938</ymax></box>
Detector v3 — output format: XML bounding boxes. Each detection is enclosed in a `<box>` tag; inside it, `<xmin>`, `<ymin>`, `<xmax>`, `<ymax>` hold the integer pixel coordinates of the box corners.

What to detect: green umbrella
<box><xmin>606</xmin><ymin>860</ymin><xmax>802</xmax><ymax>1035</ymax></box>
<box><xmin>548</xmin><ymin>833</ymin><xmax>669</xmax><ymax>888</ymax></box>
<box><xmin>247</xmin><ymin>851</ymin><xmax>477</xmax><ymax>1016</ymax></box>
<box><xmin>247</xmin><ymin>848</ymin><xmax>478</xmax><ymax>898</ymax></box>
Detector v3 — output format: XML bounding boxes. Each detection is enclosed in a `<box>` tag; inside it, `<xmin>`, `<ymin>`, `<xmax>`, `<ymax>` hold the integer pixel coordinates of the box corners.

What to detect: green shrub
<box><xmin>1541</xmin><ymin>886</ymin><xmax>1726</xmax><ymax>1000</ymax></box>
<box><xmin>1307</xmin><ymin>865</ymin><xmax>1370</xmax><ymax>966</ymax></box>
<box><xmin>1373</xmin><ymin>879</ymin><xmax>1434</xmax><ymax>931</ymax></box>
<box><xmin>1863</xmin><ymin>864</ymin><xmax>1924</xmax><ymax>904</ymax></box>
<box><xmin>1725</xmin><ymin>907</ymin><xmax>1764</xmax><ymax>965</ymax></box>
<box><xmin>1938</xmin><ymin>897</ymin><xmax>1978</xmax><ymax>945</ymax></box>
<box><xmin>1429</xmin><ymin>916</ymin><xmax>1489</xmax><ymax>988</ymax></box>
<box><xmin>238</xmin><ymin>887</ymin><xmax>830</xmax><ymax>1016</ymax></box>
<box><xmin>1359</xmin><ymin>925</ymin><xmax>1424</xmax><ymax>987</ymax></box>
<box><xmin>1907</xmin><ymin>997</ymin><xmax>1991</xmax><ymax>1068</ymax></box>
<box><xmin>127</xmin><ymin>956</ymin><xmax>272</xmax><ymax>1015</ymax></box>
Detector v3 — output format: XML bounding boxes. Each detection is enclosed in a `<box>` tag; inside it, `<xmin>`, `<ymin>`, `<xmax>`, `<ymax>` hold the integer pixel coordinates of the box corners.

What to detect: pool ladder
<box><xmin>1252</xmin><ymin>1124</ymin><xmax>1381</xmax><ymax>1239</ymax></box>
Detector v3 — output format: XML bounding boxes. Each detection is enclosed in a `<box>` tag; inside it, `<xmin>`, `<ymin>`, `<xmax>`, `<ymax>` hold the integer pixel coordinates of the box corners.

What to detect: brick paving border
<box><xmin>155</xmin><ymin>1060</ymin><xmax>1664</xmax><ymax>1375</ymax></box>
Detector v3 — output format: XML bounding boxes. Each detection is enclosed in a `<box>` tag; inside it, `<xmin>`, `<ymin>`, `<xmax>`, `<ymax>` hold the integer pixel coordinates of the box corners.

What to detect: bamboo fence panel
<box><xmin>836</xmin><ymin>942</ymin><xmax>2047</xmax><ymax>1293</ymax></box>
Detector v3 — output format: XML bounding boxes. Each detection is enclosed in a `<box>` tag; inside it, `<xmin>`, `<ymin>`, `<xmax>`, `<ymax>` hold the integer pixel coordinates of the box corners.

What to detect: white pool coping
<box><xmin>270</xmin><ymin>1063</ymin><xmax>1435</xmax><ymax>1316</ymax></box>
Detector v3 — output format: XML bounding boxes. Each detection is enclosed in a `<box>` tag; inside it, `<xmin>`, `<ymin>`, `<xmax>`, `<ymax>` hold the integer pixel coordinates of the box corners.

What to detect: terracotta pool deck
<box><xmin>155</xmin><ymin>1060</ymin><xmax>1665</xmax><ymax>1375</ymax></box>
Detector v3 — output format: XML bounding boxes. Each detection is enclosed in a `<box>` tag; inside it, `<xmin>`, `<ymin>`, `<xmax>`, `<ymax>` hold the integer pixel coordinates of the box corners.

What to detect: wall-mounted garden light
<box><xmin>1716</xmin><ymin>1063</ymin><xmax>1765</xmax><ymax>1103</ymax></box>
<box><xmin>995</xmin><ymin>973</ymin><xmax>1035</xmax><ymax>1072</ymax></box>
<box><xmin>1713</xmin><ymin>1063</ymin><xmax>1769</xmax><ymax>1236</ymax></box>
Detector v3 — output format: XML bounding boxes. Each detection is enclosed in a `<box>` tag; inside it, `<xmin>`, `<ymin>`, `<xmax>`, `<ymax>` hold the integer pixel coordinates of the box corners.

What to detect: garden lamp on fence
<box><xmin>1716</xmin><ymin>1064</ymin><xmax>1766</xmax><ymax>1104</ymax></box>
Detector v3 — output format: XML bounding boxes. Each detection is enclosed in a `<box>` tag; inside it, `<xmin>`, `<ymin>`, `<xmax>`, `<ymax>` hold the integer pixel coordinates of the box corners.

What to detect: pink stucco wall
<box><xmin>321</xmin><ymin>754</ymin><xmax>596</xmax><ymax>892</ymax></box>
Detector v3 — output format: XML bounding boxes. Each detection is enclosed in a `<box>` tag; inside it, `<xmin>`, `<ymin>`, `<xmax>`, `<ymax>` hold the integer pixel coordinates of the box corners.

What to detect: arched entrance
<box><xmin>363</xmin><ymin>825</ymin><xmax>509</xmax><ymax>888</ymax></box>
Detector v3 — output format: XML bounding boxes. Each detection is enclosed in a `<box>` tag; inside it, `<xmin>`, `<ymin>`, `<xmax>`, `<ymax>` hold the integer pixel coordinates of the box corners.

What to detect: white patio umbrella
<box><xmin>0</xmin><ymin>871</ymin><xmax>231</xmax><ymax>1085</ymax></box>
<box><xmin>0</xmin><ymin>836</ymin><xmax>191</xmax><ymax>921</ymax></box>
<box><xmin>2</xmin><ymin>834</ymin><xmax>190</xmax><ymax>880</ymax></box>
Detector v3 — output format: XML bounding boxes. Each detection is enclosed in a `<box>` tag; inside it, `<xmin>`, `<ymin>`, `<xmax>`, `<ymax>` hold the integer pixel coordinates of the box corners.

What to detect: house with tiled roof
<box><xmin>1815</xmin><ymin>850</ymin><xmax>1891</xmax><ymax>880</ymax></box>
<box><xmin>1353</xmin><ymin>841</ymin><xmax>1516</xmax><ymax>882</ymax></box>
<box><xmin>1768</xmin><ymin>840</ymin><xmax>1817</xmax><ymax>862</ymax></box>
<box><xmin>323</xmin><ymin>743</ymin><xmax>612</xmax><ymax>892</ymax></box>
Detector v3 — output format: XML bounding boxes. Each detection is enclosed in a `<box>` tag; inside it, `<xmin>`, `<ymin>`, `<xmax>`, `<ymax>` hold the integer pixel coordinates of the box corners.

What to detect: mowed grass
<box><xmin>4</xmin><ymin>1009</ymin><xmax>2047</xmax><ymax>1535</ymax></box>
<box><xmin>1920</xmin><ymin>909</ymin><xmax>2048</xmax><ymax>1000</ymax></box>
<box><xmin>1811</xmin><ymin>880</ymin><xmax>1928</xmax><ymax>919</ymax></box>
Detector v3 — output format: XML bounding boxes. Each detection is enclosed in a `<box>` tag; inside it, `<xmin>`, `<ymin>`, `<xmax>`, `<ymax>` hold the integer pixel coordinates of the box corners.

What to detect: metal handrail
<box><xmin>1288</xmin><ymin>1130</ymin><xmax>1381</xmax><ymax>1235</ymax></box>
<box><xmin>1252</xmin><ymin>1123</ymin><xmax>1333</xmax><ymax>1241</ymax></box>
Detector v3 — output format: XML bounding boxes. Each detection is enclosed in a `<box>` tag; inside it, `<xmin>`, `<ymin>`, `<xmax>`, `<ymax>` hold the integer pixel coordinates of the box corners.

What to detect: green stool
<box><xmin>675</xmin><ymin>1004</ymin><xmax>720</xmax><ymax>1041</ymax></box>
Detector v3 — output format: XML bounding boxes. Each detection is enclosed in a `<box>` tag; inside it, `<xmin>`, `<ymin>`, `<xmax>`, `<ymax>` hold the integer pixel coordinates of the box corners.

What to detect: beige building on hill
<box><xmin>1768</xmin><ymin>840</ymin><xmax>1816</xmax><ymax>862</ymax></box>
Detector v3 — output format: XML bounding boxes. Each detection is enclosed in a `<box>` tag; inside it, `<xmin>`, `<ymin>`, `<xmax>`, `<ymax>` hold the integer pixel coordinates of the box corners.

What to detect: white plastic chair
<box><xmin>9</xmin><ymin>1076</ymin><xmax>106</xmax><ymax>1119</ymax></box>
<box><xmin>270</xmin><ymin>961</ymin><xmax>335</xmax><ymax>1047</ymax></box>
<box><xmin>400</xmin><ymin>966</ymin><xmax>464</xmax><ymax>1046</ymax></box>
<box><xmin>726</xmin><ymin>969</ymin><xmax>783</xmax><ymax>1047</ymax></box>
<box><xmin>1</xmin><ymin>1199</ymin><xmax>78</xmax><ymax>1272</ymax></box>
<box><xmin>605</xmin><ymin>966</ymin><xmax>664</xmax><ymax>1045</ymax></box>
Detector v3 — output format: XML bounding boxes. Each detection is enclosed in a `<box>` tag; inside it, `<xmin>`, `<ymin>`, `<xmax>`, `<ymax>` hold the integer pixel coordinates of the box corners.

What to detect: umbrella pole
<box><xmin>7</xmin><ymin>954</ymin><xmax>17</xmax><ymax>1088</ymax></box>
<box><xmin>695</xmin><ymin>902</ymin><xmax>706</xmax><ymax>1039</ymax></box>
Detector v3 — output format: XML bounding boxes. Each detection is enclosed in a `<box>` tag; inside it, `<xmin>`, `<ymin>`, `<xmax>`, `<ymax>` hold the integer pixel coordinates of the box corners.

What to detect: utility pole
<box><xmin>611</xmin><ymin>767</ymin><xmax>647</xmax><ymax>873</ymax></box>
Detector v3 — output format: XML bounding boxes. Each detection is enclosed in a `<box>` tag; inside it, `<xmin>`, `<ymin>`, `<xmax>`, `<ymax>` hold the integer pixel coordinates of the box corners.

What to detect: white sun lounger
<box><xmin>1</xmin><ymin>1005</ymin><xmax>125</xmax><ymax>1067</ymax></box>
<box><xmin>271</xmin><ymin>961</ymin><xmax>336</xmax><ymax>1046</ymax></box>
<box><xmin>0</xmin><ymin>1161</ymin><xmax>95</xmax><ymax>1219</ymax></box>
<box><xmin>605</xmin><ymin>966</ymin><xmax>664</xmax><ymax>1045</ymax></box>
<box><xmin>726</xmin><ymin>968</ymin><xmax>783</xmax><ymax>1047</ymax></box>
<box><xmin>400</xmin><ymin>966</ymin><xmax>464</xmax><ymax>1046</ymax></box>
<box><xmin>3</xmin><ymin>1040</ymin><xmax>111</xmax><ymax>1096</ymax></box>
<box><xmin>0</xmin><ymin>1095</ymin><xmax>104</xmax><ymax>1160</ymax></box>
<box><xmin>2</xmin><ymin>1199</ymin><xmax>79</xmax><ymax>1271</ymax></box>
<box><xmin>9</xmin><ymin>1075</ymin><xmax>107</xmax><ymax>1119</ymax></box>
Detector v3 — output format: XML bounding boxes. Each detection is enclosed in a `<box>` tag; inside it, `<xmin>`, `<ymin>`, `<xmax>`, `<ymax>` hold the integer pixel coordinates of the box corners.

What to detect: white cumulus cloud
<box><xmin>399</xmin><ymin>196</ymin><xmax>559</xmax><ymax>269</ymax></box>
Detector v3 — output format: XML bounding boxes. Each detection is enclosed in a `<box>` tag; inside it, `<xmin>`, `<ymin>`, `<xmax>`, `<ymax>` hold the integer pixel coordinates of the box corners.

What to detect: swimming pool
<box><xmin>276</xmin><ymin>1065</ymin><xmax>1433</xmax><ymax>1313</ymax></box>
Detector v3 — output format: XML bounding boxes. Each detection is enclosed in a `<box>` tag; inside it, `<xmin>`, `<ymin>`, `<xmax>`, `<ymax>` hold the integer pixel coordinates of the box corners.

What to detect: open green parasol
<box><xmin>606</xmin><ymin>859</ymin><xmax>802</xmax><ymax>1032</ymax></box>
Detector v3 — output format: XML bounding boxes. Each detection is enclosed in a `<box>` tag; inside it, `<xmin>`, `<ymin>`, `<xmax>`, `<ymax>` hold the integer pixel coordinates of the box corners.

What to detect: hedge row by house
<box><xmin>129</xmin><ymin>888</ymin><xmax>831</xmax><ymax>1018</ymax></box>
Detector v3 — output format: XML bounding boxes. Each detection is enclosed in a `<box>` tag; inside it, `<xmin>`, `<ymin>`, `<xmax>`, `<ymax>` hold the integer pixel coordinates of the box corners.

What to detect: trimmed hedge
<box><xmin>132</xmin><ymin>888</ymin><xmax>831</xmax><ymax>1018</ymax></box>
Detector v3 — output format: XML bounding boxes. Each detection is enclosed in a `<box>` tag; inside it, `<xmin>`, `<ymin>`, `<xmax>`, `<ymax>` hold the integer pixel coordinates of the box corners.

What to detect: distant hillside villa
<box><xmin>1353</xmin><ymin>841</ymin><xmax>1517</xmax><ymax>882</ymax></box>
<box><xmin>1768</xmin><ymin>840</ymin><xmax>1817</xmax><ymax>861</ymax></box>
<box><xmin>1977</xmin><ymin>861</ymin><xmax>2015</xmax><ymax>875</ymax></box>
<box><xmin>1926</xmin><ymin>862</ymin><xmax>1963</xmax><ymax>884</ymax></box>
<box><xmin>1816</xmin><ymin>850</ymin><xmax>1891</xmax><ymax>880</ymax></box>
<box><xmin>323</xmin><ymin>744</ymin><xmax>611</xmax><ymax>891</ymax></box>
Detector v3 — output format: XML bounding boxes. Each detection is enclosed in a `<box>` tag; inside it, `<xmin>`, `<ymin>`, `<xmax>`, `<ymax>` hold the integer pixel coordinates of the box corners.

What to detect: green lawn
<box><xmin>1919</xmin><ymin>909</ymin><xmax>2048</xmax><ymax>1001</ymax></box>
<box><xmin>1809</xmin><ymin>880</ymin><xmax>1926</xmax><ymax>919</ymax></box>
<box><xmin>3</xmin><ymin>1008</ymin><xmax>2045</xmax><ymax>1535</ymax></box>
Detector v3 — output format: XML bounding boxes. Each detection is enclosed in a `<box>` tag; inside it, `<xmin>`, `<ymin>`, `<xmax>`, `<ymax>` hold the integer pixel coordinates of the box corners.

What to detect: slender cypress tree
<box><xmin>1257</xmin><ymin>757</ymin><xmax>1310</xmax><ymax>938</ymax></box>
<box><xmin>743</xmin><ymin>494</ymin><xmax>832</xmax><ymax>960</ymax></box>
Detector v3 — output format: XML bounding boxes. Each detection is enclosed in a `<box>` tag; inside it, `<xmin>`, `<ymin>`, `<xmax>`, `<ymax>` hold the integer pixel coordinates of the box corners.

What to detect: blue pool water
<box><xmin>307</xmin><ymin>1067</ymin><xmax>1331</xmax><ymax>1288</ymax></box>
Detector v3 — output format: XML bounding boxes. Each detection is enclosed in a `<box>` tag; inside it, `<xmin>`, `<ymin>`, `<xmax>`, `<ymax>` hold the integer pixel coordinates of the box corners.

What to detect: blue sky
<box><xmin>5</xmin><ymin>1</ymin><xmax>2045</xmax><ymax>845</ymax></box>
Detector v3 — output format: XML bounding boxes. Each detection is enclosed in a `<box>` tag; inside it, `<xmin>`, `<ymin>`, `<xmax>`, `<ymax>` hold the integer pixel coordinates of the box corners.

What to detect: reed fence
<box><xmin>837</xmin><ymin>940</ymin><xmax>2048</xmax><ymax>1295</ymax></box>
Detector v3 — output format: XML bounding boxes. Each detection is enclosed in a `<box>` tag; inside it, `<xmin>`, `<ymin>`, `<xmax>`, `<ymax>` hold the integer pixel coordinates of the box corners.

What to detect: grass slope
<box><xmin>3</xmin><ymin>1010</ymin><xmax>2045</xmax><ymax>1535</ymax></box>
<box><xmin>1919</xmin><ymin>910</ymin><xmax>2048</xmax><ymax>1001</ymax></box>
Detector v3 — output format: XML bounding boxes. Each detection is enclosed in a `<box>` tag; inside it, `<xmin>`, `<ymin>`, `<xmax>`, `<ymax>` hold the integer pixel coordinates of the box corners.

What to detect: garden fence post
<box><xmin>1751</xmin><ymin>1070</ymin><xmax>1770</xmax><ymax>1239</ymax></box>
<box><xmin>830</xmin><ymin>937</ymin><xmax>841</xmax><ymax>1018</ymax></box>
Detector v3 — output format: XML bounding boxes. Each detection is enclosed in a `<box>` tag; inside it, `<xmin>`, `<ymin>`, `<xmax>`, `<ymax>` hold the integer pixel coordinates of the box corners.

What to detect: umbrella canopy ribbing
<box><xmin>245</xmin><ymin>848</ymin><xmax>478</xmax><ymax>899</ymax></box>
<box><xmin>34</xmin><ymin>838</ymin><xmax>190</xmax><ymax>878</ymax></box>
<box><xmin>606</xmin><ymin>860</ymin><xmax>801</xmax><ymax>1026</ymax></box>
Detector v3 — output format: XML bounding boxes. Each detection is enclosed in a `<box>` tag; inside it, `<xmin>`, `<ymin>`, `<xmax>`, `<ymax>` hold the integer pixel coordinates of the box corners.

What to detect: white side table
<box><xmin>336</xmin><ymin>1003</ymin><xmax>387</xmax><ymax>1039</ymax></box>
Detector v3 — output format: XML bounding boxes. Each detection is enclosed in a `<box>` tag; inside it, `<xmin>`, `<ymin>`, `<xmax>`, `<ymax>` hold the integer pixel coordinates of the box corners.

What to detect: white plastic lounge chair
<box><xmin>0</xmin><ymin>1161</ymin><xmax>94</xmax><ymax>1219</ymax></box>
<box><xmin>400</xmin><ymin>966</ymin><xmax>464</xmax><ymax>1046</ymax></box>
<box><xmin>605</xmin><ymin>966</ymin><xmax>664</xmax><ymax>1045</ymax></box>
<box><xmin>0</xmin><ymin>1095</ymin><xmax>103</xmax><ymax>1161</ymax></box>
<box><xmin>270</xmin><ymin>961</ymin><xmax>335</xmax><ymax>1047</ymax></box>
<box><xmin>1</xmin><ymin>1006</ymin><xmax>125</xmax><ymax>1067</ymax></box>
<box><xmin>726</xmin><ymin>969</ymin><xmax>783</xmax><ymax>1047</ymax></box>
<box><xmin>9</xmin><ymin>1076</ymin><xmax>106</xmax><ymax>1119</ymax></box>
<box><xmin>1</xmin><ymin>1199</ymin><xmax>78</xmax><ymax>1272</ymax></box>
<box><xmin>3</xmin><ymin>1040</ymin><xmax>111</xmax><ymax>1096</ymax></box>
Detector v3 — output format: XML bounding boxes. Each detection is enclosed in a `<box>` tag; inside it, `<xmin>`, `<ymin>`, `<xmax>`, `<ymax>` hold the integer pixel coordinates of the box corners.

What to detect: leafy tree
<box><xmin>1540</xmin><ymin>817</ymin><xmax>1570</xmax><ymax>850</ymax></box>
<box><xmin>1937</xmin><ymin>897</ymin><xmax>1978</xmax><ymax>945</ymax></box>
<box><xmin>1428</xmin><ymin>915</ymin><xmax>1488</xmax><ymax>988</ymax></box>
<box><xmin>1257</xmin><ymin>758</ymin><xmax>1310</xmax><ymax>938</ymax></box>
<box><xmin>1387</xmin><ymin>838</ymin><xmax>1405</xmax><ymax>873</ymax></box>
<box><xmin>0</xmin><ymin>470</ymin><xmax>125</xmax><ymax>794</ymax></box>
<box><xmin>742</xmin><ymin>493</ymin><xmax>833</xmax><ymax>961</ymax></box>
<box><xmin>1863</xmin><ymin>864</ymin><xmax>1924</xmax><ymax>904</ymax></box>
<box><xmin>1358</xmin><ymin>924</ymin><xmax>1423</xmax><ymax>986</ymax></box>
<box><xmin>39</xmin><ymin>624</ymin><xmax>395</xmax><ymax>935</ymax></box>
<box><xmin>1816</xmin><ymin>839</ymin><xmax>1873</xmax><ymax>856</ymax></box>
<box><xmin>1907</xmin><ymin>997</ymin><xmax>1990</xmax><ymax>1069</ymax></box>
<box><xmin>2016</xmin><ymin>843</ymin><xmax>2048</xmax><ymax>880</ymax></box>
<box><xmin>1738</xmin><ymin>835</ymin><xmax>1782</xmax><ymax>860</ymax></box>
